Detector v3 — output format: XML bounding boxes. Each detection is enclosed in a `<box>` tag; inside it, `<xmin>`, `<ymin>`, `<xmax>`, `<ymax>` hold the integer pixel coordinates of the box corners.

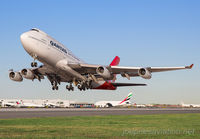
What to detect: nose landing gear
<box><xmin>31</xmin><ymin>54</ymin><xmax>38</xmax><ymax>67</ymax></box>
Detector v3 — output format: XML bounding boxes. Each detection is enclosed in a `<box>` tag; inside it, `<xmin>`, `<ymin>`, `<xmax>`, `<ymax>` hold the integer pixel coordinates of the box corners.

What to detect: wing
<box><xmin>22</xmin><ymin>65</ymin><xmax>63</xmax><ymax>82</ymax></box>
<box><xmin>69</xmin><ymin>63</ymin><xmax>193</xmax><ymax>78</ymax></box>
<box><xmin>29</xmin><ymin>64</ymin><xmax>75</xmax><ymax>83</ymax></box>
<box><xmin>27</xmin><ymin>65</ymin><xmax>53</xmax><ymax>81</ymax></box>
<box><xmin>110</xmin><ymin>64</ymin><xmax>194</xmax><ymax>76</ymax></box>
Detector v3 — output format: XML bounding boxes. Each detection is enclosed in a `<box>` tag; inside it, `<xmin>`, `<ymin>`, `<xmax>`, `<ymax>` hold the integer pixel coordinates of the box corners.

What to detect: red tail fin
<box><xmin>110</xmin><ymin>56</ymin><xmax>120</xmax><ymax>66</ymax></box>
<box><xmin>110</xmin><ymin>56</ymin><xmax>120</xmax><ymax>82</ymax></box>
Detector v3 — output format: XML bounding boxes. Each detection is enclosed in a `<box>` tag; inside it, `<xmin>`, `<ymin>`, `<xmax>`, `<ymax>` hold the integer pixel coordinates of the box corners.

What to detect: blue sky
<box><xmin>0</xmin><ymin>0</ymin><xmax>200</xmax><ymax>104</ymax></box>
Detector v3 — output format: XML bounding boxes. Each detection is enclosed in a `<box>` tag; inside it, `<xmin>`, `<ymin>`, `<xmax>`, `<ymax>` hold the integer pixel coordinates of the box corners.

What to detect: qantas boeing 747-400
<box><xmin>9</xmin><ymin>28</ymin><xmax>193</xmax><ymax>91</ymax></box>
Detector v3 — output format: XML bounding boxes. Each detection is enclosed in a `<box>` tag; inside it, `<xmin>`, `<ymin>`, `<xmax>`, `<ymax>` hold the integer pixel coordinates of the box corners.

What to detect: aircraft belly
<box><xmin>91</xmin><ymin>81</ymin><xmax>104</xmax><ymax>88</ymax></box>
<box><xmin>56</xmin><ymin>60</ymin><xmax>86</xmax><ymax>81</ymax></box>
<box><xmin>57</xmin><ymin>72</ymin><xmax>73</xmax><ymax>82</ymax></box>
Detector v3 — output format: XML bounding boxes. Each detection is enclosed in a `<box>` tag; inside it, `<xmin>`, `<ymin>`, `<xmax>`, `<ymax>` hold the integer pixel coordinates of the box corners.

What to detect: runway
<box><xmin>0</xmin><ymin>108</ymin><xmax>200</xmax><ymax>119</ymax></box>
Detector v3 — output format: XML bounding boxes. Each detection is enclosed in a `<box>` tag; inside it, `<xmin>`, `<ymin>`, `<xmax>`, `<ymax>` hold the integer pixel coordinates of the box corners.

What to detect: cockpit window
<box><xmin>30</xmin><ymin>29</ymin><xmax>39</xmax><ymax>32</ymax></box>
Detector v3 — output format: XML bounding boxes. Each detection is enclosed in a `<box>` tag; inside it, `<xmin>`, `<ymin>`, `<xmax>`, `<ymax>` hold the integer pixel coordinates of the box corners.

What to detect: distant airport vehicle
<box><xmin>9</xmin><ymin>28</ymin><xmax>193</xmax><ymax>91</ymax></box>
<box><xmin>95</xmin><ymin>92</ymin><xmax>133</xmax><ymax>107</ymax></box>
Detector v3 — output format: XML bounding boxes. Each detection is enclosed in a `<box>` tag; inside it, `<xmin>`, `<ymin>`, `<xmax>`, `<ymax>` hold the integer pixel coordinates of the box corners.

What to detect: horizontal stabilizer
<box><xmin>111</xmin><ymin>83</ymin><xmax>147</xmax><ymax>87</ymax></box>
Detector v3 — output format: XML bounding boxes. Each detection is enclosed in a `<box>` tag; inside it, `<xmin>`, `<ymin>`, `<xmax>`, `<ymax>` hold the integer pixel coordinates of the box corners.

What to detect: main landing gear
<box><xmin>47</xmin><ymin>75</ymin><xmax>61</xmax><ymax>91</ymax></box>
<box><xmin>77</xmin><ymin>81</ymin><xmax>91</xmax><ymax>91</ymax></box>
<box><xmin>65</xmin><ymin>81</ymin><xmax>91</xmax><ymax>91</ymax></box>
<box><xmin>66</xmin><ymin>83</ymin><xmax>74</xmax><ymax>91</ymax></box>
<box><xmin>50</xmin><ymin>79</ymin><xmax>92</xmax><ymax>91</ymax></box>
<box><xmin>51</xmin><ymin>81</ymin><xmax>59</xmax><ymax>90</ymax></box>
<box><xmin>78</xmin><ymin>84</ymin><xmax>86</xmax><ymax>91</ymax></box>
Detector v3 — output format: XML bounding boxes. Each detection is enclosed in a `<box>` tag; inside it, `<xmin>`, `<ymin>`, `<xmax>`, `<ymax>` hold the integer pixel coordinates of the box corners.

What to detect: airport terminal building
<box><xmin>0</xmin><ymin>99</ymin><xmax>95</xmax><ymax>108</ymax></box>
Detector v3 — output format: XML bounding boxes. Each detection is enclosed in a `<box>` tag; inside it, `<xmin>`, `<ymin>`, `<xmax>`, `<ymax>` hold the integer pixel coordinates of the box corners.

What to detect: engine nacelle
<box><xmin>21</xmin><ymin>69</ymin><xmax>35</xmax><ymax>80</ymax></box>
<box><xmin>138</xmin><ymin>68</ymin><xmax>152</xmax><ymax>79</ymax></box>
<box><xmin>96</xmin><ymin>66</ymin><xmax>112</xmax><ymax>79</ymax></box>
<box><xmin>9</xmin><ymin>72</ymin><xmax>23</xmax><ymax>82</ymax></box>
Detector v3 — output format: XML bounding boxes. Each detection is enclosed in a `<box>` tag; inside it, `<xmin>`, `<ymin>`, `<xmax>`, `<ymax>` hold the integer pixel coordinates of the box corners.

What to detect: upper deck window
<box><xmin>30</xmin><ymin>28</ymin><xmax>39</xmax><ymax>32</ymax></box>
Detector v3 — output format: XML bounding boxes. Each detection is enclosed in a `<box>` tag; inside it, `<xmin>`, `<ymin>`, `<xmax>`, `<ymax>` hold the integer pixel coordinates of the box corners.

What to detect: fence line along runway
<box><xmin>0</xmin><ymin>108</ymin><xmax>200</xmax><ymax>119</ymax></box>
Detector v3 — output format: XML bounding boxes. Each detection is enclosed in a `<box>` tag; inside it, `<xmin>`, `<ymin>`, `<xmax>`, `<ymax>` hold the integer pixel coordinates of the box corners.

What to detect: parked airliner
<box><xmin>95</xmin><ymin>92</ymin><xmax>133</xmax><ymax>107</ymax></box>
<box><xmin>9</xmin><ymin>28</ymin><xmax>193</xmax><ymax>91</ymax></box>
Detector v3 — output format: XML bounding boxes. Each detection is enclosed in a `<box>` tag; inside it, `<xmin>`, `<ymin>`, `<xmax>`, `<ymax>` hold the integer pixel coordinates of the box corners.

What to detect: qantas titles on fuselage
<box><xmin>50</xmin><ymin>40</ymin><xmax>81</xmax><ymax>62</ymax></box>
<box><xmin>50</xmin><ymin>41</ymin><xmax>68</xmax><ymax>54</ymax></box>
<box><xmin>9</xmin><ymin>28</ymin><xmax>193</xmax><ymax>91</ymax></box>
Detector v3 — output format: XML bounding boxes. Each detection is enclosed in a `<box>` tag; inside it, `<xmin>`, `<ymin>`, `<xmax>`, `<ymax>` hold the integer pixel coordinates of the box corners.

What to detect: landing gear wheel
<box><xmin>66</xmin><ymin>84</ymin><xmax>74</xmax><ymax>91</ymax></box>
<box><xmin>52</xmin><ymin>85</ymin><xmax>58</xmax><ymax>91</ymax></box>
<box><xmin>31</xmin><ymin>62</ymin><xmax>37</xmax><ymax>67</ymax></box>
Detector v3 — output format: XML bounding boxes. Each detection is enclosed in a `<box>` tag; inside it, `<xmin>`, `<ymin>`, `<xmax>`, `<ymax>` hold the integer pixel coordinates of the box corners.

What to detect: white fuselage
<box><xmin>18</xmin><ymin>29</ymin><xmax>149</xmax><ymax>90</ymax></box>
<box><xmin>20</xmin><ymin>29</ymin><xmax>87</xmax><ymax>82</ymax></box>
<box><xmin>21</xmin><ymin>30</ymin><xmax>83</xmax><ymax>67</ymax></box>
<box><xmin>20</xmin><ymin>29</ymin><xmax>113</xmax><ymax>89</ymax></box>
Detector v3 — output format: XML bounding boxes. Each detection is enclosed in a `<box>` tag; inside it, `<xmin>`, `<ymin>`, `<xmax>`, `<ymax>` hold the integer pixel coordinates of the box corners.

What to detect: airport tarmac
<box><xmin>0</xmin><ymin>108</ymin><xmax>200</xmax><ymax>119</ymax></box>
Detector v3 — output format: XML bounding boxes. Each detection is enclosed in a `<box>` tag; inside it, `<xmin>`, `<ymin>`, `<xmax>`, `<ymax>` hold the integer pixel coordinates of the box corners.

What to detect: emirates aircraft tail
<box><xmin>119</xmin><ymin>92</ymin><xmax>133</xmax><ymax>104</ymax></box>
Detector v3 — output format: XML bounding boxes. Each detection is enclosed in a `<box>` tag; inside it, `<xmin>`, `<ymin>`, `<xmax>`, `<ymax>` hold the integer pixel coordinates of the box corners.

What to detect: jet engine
<box><xmin>96</xmin><ymin>66</ymin><xmax>112</xmax><ymax>79</ymax></box>
<box><xmin>138</xmin><ymin>68</ymin><xmax>152</xmax><ymax>79</ymax></box>
<box><xmin>9</xmin><ymin>72</ymin><xmax>23</xmax><ymax>82</ymax></box>
<box><xmin>21</xmin><ymin>69</ymin><xmax>35</xmax><ymax>80</ymax></box>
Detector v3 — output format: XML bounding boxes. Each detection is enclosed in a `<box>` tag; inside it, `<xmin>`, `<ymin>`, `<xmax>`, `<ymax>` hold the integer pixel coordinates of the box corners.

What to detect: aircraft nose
<box><xmin>20</xmin><ymin>33</ymin><xmax>28</xmax><ymax>43</ymax></box>
<box><xmin>20</xmin><ymin>32</ymin><xmax>31</xmax><ymax>52</ymax></box>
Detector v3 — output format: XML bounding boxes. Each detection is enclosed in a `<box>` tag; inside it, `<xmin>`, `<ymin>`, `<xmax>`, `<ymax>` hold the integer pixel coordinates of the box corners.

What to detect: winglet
<box><xmin>9</xmin><ymin>69</ymin><xmax>13</xmax><ymax>72</ymax></box>
<box><xmin>186</xmin><ymin>64</ymin><xmax>194</xmax><ymax>69</ymax></box>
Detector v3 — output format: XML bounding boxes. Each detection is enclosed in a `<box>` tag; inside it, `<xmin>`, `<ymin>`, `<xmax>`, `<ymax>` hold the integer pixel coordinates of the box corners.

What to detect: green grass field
<box><xmin>0</xmin><ymin>113</ymin><xmax>200</xmax><ymax>139</ymax></box>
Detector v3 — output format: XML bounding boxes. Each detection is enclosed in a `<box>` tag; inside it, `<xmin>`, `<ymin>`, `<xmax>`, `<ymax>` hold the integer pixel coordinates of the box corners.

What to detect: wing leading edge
<box><xmin>70</xmin><ymin>63</ymin><xmax>193</xmax><ymax>77</ymax></box>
